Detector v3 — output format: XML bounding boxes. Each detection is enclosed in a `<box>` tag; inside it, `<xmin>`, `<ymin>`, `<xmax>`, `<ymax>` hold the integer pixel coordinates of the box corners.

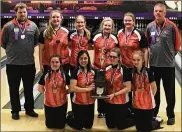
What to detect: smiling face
<box><xmin>50</xmin><ymin>12</ymin><xmax>62</xmax><ymax>27</ymax></box>
<box><xmin>50</xmin><ymin>57</ymin><xmax>61</xmax><ymax>71</ymax></box>
<box><xmin>109</xmin><ymin>51</ymin><xmax>119</xmax><ymax>66</ymax></box>
<box><xmin>16</xmin><ymin>8</ymin><xmax>27</xmax><ymax>22</ymax></box>
<box><xmin>78</xmin><ymin>53</ymin><xmax>88</xmax><ymax>68</ymax></box>
<box><xmin>75</xmin><ymin>16</ymin><xmax>86</xmax><ymax>31</ymax></box>
<box><xmin>124</xmin><ymin>15</ymin><xmax>135</xmax><ymax>30</ymax></box>
<box><xmin>103</xmin><ymin>20</ymin><xmax>113</xmax><ymax>35</ymax></box>
<box><xmin>153</xmin><ymin>5</ymin><xmax>166</xmax><ymax>23</ymax></box>
<box><xmin>132</xmin><ymin>54</ymin><xmax>144</xmax><ymax>68</ymax></box>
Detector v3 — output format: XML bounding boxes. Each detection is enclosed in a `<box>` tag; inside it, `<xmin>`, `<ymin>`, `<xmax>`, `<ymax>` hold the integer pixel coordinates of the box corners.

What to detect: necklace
<box><xmin>52</xmin><ymin>72</ymin><xmax>58</xmax><ymax>93</ymax></box>
<box><xmin>124</xmin><ymin>27</ymin><xmax>134</xmax><ymax>49</ymax></box>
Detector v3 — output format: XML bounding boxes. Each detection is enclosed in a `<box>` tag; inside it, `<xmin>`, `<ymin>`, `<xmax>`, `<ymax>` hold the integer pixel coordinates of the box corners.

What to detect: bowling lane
<box><xmin>1</xmin><ymin>46</ymin><xmax>40</xmax><ymax>108</ymax></box>
<box><xmin>1</xmin><ymin>48</ymin><xmax>6</xmax><ymax>58</ymax></box>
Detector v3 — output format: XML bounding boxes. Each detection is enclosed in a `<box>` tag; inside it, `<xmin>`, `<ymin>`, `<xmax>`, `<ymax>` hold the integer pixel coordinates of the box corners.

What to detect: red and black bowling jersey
<box><xmin>105</xmin><ymin>65</ymin><xmax>131</xmax><ymax>104</ymax></box>
<box><xmin>38</xmin><ymin>27</ymin><xmax>69</xmax><ymax>65</ymax></box>
<box><xmin>93</xmin><ymin>33</ymin><xmax>118</xmax><ymax>70</ymax></box>
<box><xmin>132</xmin><ymin>67</ymin><xmax>155</xmax><ymax>110</ymax></box>
<box><xmin>117</xmin><ymin>28</ymin><xmax>148</xmax><ymax>68</ymax></box>
<box><xmin>71</xmin><ymin>67</ymin><xmax>95</xmax><ymax>105</ymax></box>
<box><xmin>38</xmin><ymin>70</ymin><xmax>70</xmax><ymax>107</ymax></box>
<box><xmin>69</xmin><ymin>30</ymin><xmax>90</xmax><ymax>66</ymax></box>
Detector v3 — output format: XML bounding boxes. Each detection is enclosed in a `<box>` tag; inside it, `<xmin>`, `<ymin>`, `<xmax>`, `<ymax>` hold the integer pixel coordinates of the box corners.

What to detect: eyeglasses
<box><xmin>109</xmin><ymin>55</ymin><xmax>118</xmax><ymax>59</ymax></box>
<box><xmin>51</xmin><ymin>61</ymin><xmax>60</xmax><ymax>64</ymax></box>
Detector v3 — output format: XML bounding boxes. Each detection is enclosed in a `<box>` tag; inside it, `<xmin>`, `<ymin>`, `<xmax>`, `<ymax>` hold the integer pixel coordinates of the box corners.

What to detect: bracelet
<box><xmin>114</xmin><ymin>93</ymin><xmax>116</xmax><ymax>97</ymax></box>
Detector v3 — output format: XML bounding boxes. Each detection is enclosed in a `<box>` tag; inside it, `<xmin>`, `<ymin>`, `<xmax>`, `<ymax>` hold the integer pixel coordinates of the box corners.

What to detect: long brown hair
<box><xmin>45</xmin><ymin>10</ymin><xmax>62</xmax><ymax>40</ymax></box>
<box><xmin>75</xmin><ymin>15</ymin><xmax>91</xmax><ymax>40</ymax></box>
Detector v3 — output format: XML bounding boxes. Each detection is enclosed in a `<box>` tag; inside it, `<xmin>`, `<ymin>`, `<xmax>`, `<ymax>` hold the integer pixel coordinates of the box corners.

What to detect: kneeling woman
<box><xmin>37</xmin><ymin>54</ymin><xmax>70</xmax><ymax>129</ymax></box>
<box><xmin>105</xmin><ymin>48</ymin><xmax>132</xmax><ymax>130</ymax></box>
<box><xmin>67</xmin><ymin>50</ymin><xmax>95</xmax><ymax>130</ymax></box>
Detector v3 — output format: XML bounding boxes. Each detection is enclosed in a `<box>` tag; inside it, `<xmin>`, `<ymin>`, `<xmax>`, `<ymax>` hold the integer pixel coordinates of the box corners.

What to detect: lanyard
<box><xmin>50</xmin><ymin>24</ymin><xmax>60</xmax><ymax>38</ymax></box>
<box><xmin>110</xmin><ymin>68</ymin><xmax>118</xmax><ymax>84</ymax></box>
<box><xmin>125</xmin><ymin>27</ymin><xmax>134</xmax><ymax>45</ymax></box>
<box><xmin>83</xmin><ymin>70</ymin><xmax>89</xmax><ymax>86</ymax></box>
<box><xmin>155</xmin><ymin>19</ymin><xmax>166</xmax><ymax>36</ymax></box>
<box><xmin>52</xmin><ymin>73</ymin><xmax>58</xmax><ymax>88</ymax></box>
<box><xmin>103</xmin><ymin>35</ymin><xmax>110</xmax><ymax>48</ymax></box>
<box><xmin>77</xmin><ymin>30</ymin><xmax>84</xmax><ymax>49</ymax></box>
<box><xmin>135</xmin><ymin>72</ymin><xmax>145</xmax><ymax>90</ymax></box>
<box><xmin>16</xmin><ymin>19</ymin><xmax>26</xmax><ymax>34</ymax></box>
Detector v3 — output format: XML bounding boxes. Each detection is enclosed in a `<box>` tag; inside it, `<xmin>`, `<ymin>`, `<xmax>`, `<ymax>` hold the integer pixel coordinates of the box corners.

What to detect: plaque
<box><xmin>91</xmin><ymin>70</ymin><xmax>109</xmax><ymax>99</ymax></box>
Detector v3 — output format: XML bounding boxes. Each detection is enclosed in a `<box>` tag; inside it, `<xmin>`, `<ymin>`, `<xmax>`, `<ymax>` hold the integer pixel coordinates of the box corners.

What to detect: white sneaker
<box><xmin>154</xmin><ymin>116</ymin><xmax>164</xmax><ymax>123</ymax></box>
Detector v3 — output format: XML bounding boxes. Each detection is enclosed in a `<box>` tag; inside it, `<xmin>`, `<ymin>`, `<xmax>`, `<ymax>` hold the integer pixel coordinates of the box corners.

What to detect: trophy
<box><xmin>91</xmin><ymin>48</ymin><xmax>109</xmax><ymax>99</ymax></box>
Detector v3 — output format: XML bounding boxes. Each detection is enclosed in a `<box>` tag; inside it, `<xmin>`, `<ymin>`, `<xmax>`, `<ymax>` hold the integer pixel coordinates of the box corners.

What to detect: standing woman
<box><xmin>68</xmin><ymin>15</ymin><xmax>91</xmax><ymax>114</ymax></box>
<box><xmin>38</xmin><ymin>10</ymin><xmax>70</xmax><ymax>73</ymax></box>
<box><xmin>131</xmin><ymin>50</ymin><xmax>158</xmax><ymax>131</ymax></box>
<box><xmin>66</xmin><ymin>50</ymin><xmax>95</xmax><ymax>130</ymax></box>
<box><xmin>117</xmin><ymin>12</ymin><xmax>148</xmax><ymax>115</ymax></box>
<box><xmin>68</xmin><ymin>15</ymin><xmax>91</xmax><ymax>72</ymax></box>
<box><xmin>37</xmin><ymin>54</ymin><xmax>70</xmax><ymax>129</ymax></box>
<box><xmin>105</xmin><ymin>48</ymin><xmax>132</xmax><ymax>130</ymax></box>
<box><xmin>93</xmin><ymin>17</ymin><xmax>118</xmax><ymax>118</ymax></box>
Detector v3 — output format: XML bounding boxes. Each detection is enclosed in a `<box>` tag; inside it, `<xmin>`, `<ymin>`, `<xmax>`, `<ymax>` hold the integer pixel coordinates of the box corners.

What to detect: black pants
<box><xmin>69</xmin><ymin>64</ymin><xmax>76</xmax><ymax>112</ymax></box>
<box><xmin>6</xmin><ymin>64</ymin><xmax>36</xmax><ymax>113</ymax></box>
<box><xmin>97</xmin><ymin>99</ymin><xmax>106</xmax><ymax>113</ymax></box>
<box><xmin>44</xmin><ymin>103</ymin><xmax>67</xmax><ymax>129</ymax></box>
<box><xmin>67</xmin><ymin>103</ymin><xmax>95</xmax><ymax>130</ymax></box>
<box><xmin>150</xmin><ymin>67</ymin><xmax>175</xmax><ymax>118</ymax></box>
<box><xmin>134</xmin><ymin>108</ymin><xmax>154</xmax><ymax>132</ymax></box>
<box><xmin>105</xmin><ymin>103</ymin><xmax>131</xmax><ymax>130</ymax></box>
<box><xmin>128</xmin><ymin>68</ymin><xmax>133</xmax><ymax>113</ymax></box>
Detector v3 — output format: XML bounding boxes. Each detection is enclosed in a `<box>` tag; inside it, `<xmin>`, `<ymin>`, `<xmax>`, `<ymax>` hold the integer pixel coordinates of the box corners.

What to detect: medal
<box><xmin>21</xmin><ymin>34</ymin><xmax>25</xmax><ymax>39</ymax></box>
<box><xmin>125</xmin><ymin>27</ymin><xmax>134</xmax><ymax>48</ymax></box>
<box><xmin>124</xmin><ymin>46</ymin><xmax>128</xmax><ymax>50</ymax></box>
<box><xmin>16</xmin><ymin>19</ymin><xmax>26</xmax><ymax>40</ymax></box>
<box><xmin>156</xmin><ymin>36</ymin><xmax>160</xmax><ymax>42</ymax></box>
<box><xmin>52</xmin><ymin>72</ymin><xmax>58</xmax><ymax>94</ymax></box>
<box><xmin>56</xmin><ymin>39</ymin><xmax>60</xmax><ymax>44</ymax></box>
<box><xmin>50</xmin><ymin>25</ymin><xmax>61</xmax><ymax>45</ymax></box>
<box><xmin>53</xmin><ymin>89</ymin><xmax>57</xmax><ymax>93</ymax></box>
<box><xmin>138</xmin><ymin>89</ymin><xmax>142</xmax><ymax>93</ymax></box>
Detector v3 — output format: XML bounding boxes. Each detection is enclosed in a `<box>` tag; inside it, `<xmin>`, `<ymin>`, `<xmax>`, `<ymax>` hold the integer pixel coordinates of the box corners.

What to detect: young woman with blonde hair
<box><xmin>38</xmin><ymin>10</ymin><xmax>70</xmax><ymax>73</ymax></box>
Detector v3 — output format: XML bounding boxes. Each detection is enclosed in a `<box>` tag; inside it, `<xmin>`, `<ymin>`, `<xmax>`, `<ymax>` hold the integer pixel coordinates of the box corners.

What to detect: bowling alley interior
<box><xmin>0</xmin><ymin>0</ymin><xmax>181</xmax><ymax>131</ymax></box>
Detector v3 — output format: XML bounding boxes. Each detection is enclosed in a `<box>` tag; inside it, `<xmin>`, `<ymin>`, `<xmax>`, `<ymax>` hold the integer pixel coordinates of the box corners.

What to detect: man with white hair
<box><xmin>146</xmin><ymin>3</ymin><xmax>181</xmax><ymax>125</ymax></box>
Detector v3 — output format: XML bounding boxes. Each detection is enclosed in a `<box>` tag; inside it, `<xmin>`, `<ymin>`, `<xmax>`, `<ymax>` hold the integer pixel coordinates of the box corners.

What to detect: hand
<box><xmin>40</xmin><ymin>64</ymin><xmax>44</xmax><ymax>73</ymax></box>
<box><xmin>107</xmin><ymin>93</ymin><xmax>115</xmax><ymax>100</ymax></box>
<box><xmin>38</xmin><ymin>87</ymin><xmax>44</xmax><ymax>93</ymax></box>
<box><xmin>87</xmin><ymin>83</ymin><xmax>95</xmax><ymax>91</ymax></box>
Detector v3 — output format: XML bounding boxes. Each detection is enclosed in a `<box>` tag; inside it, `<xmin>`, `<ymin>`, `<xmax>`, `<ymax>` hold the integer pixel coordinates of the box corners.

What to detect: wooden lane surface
<box><xmin>1</xmin><ymin>50</ymin><xmax>181</xmax><ymax>131</ymax></box>
<box><xmin>1</xmin><ymin>48</ymin><xmax>6</xmax><ymax>58</ymax></box>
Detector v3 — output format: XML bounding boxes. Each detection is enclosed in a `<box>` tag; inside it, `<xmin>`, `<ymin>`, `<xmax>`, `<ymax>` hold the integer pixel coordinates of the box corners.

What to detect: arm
<box><xmin>37</xmin><ymin>84</ymin><xmax>44</xmax><ymax>93</ymax></box>
<box><xmin>70</xmin><ymin>79</ymin><xmax>95</xmax><ymax>93</ymax></box>
<box><xmin>88</xmin><ymin>42</ymin><xmax>94</xmax><ymax>50</ymax></box>
<box><xmin>39</xmin><ymin>44</ymin><xmax>45</xmax><ymax>72</ymax></box>
<box><xmin>1</xmin><ymin>25</ymin><xmax>8</xmax><ymax>49</ymax></box>
<box><xmin>150</xmin><ymin>81</ymin><xmax>157</xmax><ymax>96</ymax></box>
<box><xmin>108</xmin><ymin>81</ymin><xmax>131</xmax><ymax>100</ymax></box>
<box><xmin>172</xmin><ymin>22</ymin><xmax>181</xmax><ymax>54</ymax></box>
<box><xmin>34</xmin><ymin>26</ymin><xmax>40</xmax><ymax>46</ymax></box>
<box><xmin>142</xmin><ymin>48</ymin><xmax>149</xmax><ymax>67</ymax></box>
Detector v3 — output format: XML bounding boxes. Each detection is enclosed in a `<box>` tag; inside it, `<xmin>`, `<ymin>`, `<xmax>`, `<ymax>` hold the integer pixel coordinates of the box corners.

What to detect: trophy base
<box><xmin>91</xmin><ymin>95</ymin><xmax>109</xmax><ymax>99</ymax></box>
